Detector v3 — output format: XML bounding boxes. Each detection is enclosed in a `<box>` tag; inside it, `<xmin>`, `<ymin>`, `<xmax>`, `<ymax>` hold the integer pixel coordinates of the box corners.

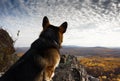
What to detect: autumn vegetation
<box><xmin>79</xmin><ymin>56</ymin><xmax>120</xmax><ymax>81</ymax></box>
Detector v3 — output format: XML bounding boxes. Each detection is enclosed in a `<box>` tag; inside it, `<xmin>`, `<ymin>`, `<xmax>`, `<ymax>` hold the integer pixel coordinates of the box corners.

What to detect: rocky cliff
<box><xmin>0</xmin><ymin>28</ymin><xmax>15</xmax><ymax>72</ymax></box>
<box><xmin>53</xmin><ymin>55</ymin><xmax>99</xmax><ymax>81</ymax></box>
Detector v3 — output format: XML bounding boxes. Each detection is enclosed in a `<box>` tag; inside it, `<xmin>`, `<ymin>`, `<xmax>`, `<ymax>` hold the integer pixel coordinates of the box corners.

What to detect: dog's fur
<box><xmin>0</xmin><ymin>16</ymin><xmax>67</xmax><ymax>81</ymax></box>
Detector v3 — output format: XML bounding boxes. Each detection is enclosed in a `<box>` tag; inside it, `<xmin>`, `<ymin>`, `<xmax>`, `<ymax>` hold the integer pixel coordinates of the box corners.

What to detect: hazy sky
<box><xmin>0</xmin><ymin>0</ymin><xmax>120</xmax><ymax>47</ymax></box>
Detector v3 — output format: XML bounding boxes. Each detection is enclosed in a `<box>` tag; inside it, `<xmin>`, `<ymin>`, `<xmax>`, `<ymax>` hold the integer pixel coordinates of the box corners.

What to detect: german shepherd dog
<box><xmin>0</xmin><ymin>16</ymin><xmax>67</xmax><ymax>81</ymax></box>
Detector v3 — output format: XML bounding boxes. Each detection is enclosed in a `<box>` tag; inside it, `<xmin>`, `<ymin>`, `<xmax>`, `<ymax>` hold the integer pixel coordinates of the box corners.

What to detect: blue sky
<box><xmin>0</xmin><ymin>0</ymin><xmax>120</xmax><ymax>47</ymax></box>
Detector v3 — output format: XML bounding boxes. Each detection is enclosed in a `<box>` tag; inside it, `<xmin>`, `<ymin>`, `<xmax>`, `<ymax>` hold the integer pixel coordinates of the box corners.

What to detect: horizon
<box><xmin>15</xmin><ymin>45</ymin><xmax>120</xmax><ymax>48</ymax></box>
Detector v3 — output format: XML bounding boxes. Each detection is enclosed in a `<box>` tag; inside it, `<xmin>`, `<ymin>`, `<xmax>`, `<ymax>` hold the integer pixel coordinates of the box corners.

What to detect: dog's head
<box><xmin>40</xmin><ymin>16</ymin><xmax>67</xmax><ymax>48</ymax></box>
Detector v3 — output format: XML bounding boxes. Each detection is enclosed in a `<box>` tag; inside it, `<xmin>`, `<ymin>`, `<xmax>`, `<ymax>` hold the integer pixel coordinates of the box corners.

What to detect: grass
<box><xmin>78</xmin><ymin>56</ymin><xmax>120</xmax><ymax>81</ymax></box>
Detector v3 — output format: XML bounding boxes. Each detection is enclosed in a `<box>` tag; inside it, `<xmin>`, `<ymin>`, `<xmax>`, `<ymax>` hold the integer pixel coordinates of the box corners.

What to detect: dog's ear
<box><xmin>59</xmin><ymin>22</ymin><xmax>67</xmax><ymax>33</ymax></box>
<box><xmin>42</xmin><ymin>16</ymin><xmax>50</xmax><ymax>30</ymax></box>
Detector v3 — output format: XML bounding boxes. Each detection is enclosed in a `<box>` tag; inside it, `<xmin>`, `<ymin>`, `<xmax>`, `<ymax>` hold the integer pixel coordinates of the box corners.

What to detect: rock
<box><xmin>88</xmin><ymin>75</ymin><xmax>99</xmax><ymax>81</ymax></box>
<box><xmin>53</xmin><ymin>55</ymin><xmax>99</xmax><ymax>81</ymax></box>
<box><xmin>0</xmin><ymin>28</ymin><xmax>15</xmax><ymax>72</ymax></box>
<box><xmin>0</xmin><ymin>72</ymin><xmax>4</xmax><ymax>77</ymax></box>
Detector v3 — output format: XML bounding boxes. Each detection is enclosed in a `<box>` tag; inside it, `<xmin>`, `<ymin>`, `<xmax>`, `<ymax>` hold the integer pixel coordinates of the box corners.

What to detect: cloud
<box><xmin>0</xmin><ymin>0</ymin><xmax>120</xmax><ymax>47</ymax></box>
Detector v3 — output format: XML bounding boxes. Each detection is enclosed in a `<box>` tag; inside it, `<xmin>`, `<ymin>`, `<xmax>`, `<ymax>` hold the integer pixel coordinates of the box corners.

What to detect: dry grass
<box><xmin>78</xmin><ymin>56</ymin><xmax>120</xmax><ymax>81</ymax></box>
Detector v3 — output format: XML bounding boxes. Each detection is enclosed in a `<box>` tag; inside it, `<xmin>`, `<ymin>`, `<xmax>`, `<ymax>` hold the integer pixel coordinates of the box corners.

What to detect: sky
<box><xmin>0</xmin><ymin>0</ymin><xmax>120</xmax><ymax>47</ymax></box>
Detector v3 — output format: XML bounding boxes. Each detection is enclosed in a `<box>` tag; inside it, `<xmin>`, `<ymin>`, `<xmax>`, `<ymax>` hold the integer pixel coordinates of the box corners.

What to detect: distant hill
<box><xmin>15</xmin><ymin>46</ymin><xmax>120</xmax><ymax>57</ymax></box>
<box><xmin>61</xmin><ymin>46</ymin><xmax>120</xmax><ymax>57</ymax></box>
<box><xmin>15</xmin><ymin>47</ymin><xmax>29</xmax><ymax>53</ymax></box>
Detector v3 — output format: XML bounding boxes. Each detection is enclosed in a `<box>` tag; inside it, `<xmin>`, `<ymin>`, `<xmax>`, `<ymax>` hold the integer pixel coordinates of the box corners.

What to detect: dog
<box><xmin>0</xmin><ymin>16</ymin><xmax>67</xmax><ymax>81</ymax></box>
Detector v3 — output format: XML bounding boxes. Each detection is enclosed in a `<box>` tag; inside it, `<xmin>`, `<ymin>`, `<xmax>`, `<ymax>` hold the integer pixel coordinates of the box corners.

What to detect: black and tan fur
<box><xmin>0</xmin><ymin>16</ymin><xmax>67</xmax><ymax>81</ymax></box>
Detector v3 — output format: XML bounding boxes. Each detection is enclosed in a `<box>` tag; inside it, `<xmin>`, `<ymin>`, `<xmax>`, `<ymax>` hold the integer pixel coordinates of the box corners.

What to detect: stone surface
<box><xmin>0</xmin><ymin>28</ymin><xmax>15</xmax><ymax>72</ymax></box>
<box><xmin>53</xmin><ymin>55</ymin><xmax>99</xmax><ymax>81</ymax></box>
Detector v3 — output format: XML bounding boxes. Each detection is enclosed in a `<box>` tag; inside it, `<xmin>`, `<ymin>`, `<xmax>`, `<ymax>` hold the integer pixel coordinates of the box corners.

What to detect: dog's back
<box><xmin>0</xmin><ymin>16</ymin><xmax>67</xmax><ymax>81</ymax></box>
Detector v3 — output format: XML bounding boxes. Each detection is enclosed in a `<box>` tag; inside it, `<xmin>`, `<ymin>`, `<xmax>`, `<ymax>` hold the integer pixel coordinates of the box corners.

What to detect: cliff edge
<box><xmin>0</xmin><ymin>28</ymin><xmax>15</xmax><ymax>72</ymax></box>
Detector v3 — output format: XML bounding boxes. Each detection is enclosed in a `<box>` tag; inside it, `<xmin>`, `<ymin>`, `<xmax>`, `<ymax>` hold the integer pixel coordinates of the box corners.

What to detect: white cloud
<box><xmin>0</xmin><ymin>0</ymin><xmax>120</xmax><ymax>47</ymax></box>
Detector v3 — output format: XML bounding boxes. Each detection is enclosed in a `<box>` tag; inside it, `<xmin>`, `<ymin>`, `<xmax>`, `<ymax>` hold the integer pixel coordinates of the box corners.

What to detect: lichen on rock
<box><xmin>0</xmin><ymin>28</ymin><xmax>15</xmax><ymax>72</ymax></box>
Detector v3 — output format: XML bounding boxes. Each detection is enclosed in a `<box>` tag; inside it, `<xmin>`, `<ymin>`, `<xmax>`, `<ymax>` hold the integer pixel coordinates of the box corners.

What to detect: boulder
<box><xmin>53</xmin><ymin>55</ymin><xmax>99</xmax><ymax>81</ymax></box>
<box><xmin>0</xmin><ymin>28</ymin><xmax>15</xmax><ymax>72</ymax></box>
